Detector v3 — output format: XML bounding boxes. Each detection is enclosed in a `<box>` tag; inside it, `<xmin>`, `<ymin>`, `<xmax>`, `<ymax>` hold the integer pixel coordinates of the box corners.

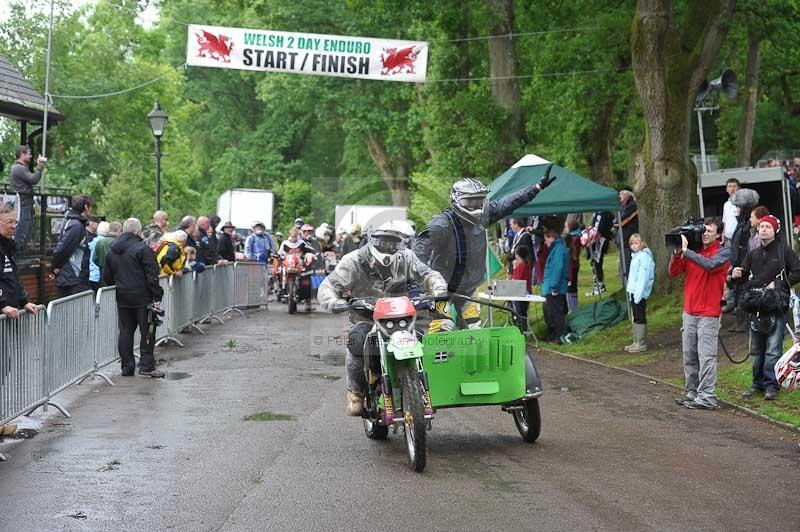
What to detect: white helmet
<box><xmin>368</xmin><ymin>221</ymin><xmax>406</xmax><ymax>266</ymax></box>
<box><xmin>451</xmin><ymin>178</ymin><xmax>488</xmax><ymax>225</ymax></box>
<box><xmin>776</xmin><ymin>344</ymin><xmax>800</xmax><ymax>390</ymax></box>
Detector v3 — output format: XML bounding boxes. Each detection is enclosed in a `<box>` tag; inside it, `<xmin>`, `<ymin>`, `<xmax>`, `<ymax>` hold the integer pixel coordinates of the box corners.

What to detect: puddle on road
<box><xmin>243</xmin><ymin>412</ymin><xmax>296</xmax><ymax>422</ymax></box>
<box><xmin>97</xmin><ymin>459</ymin><xmax>122</xmax><ymax>472</ymax></box>
<box><xmin>307</xmin><ymin>352</ymin><xmax>345</xmax><ymax>366</ymax></box>
<box><xmin>13</xmin><ymin>428</ymin><xmax>38</xmax><ymax>439</ymax></box>
<box><xmin>165</xmin><ymin>372</ymin><xmax>192</xmax><ymax>381</ymax></box>
<box><xmin>302</xmin><ymin>373</ymin><xmax>341</xmax><ymax>381</ymax></box>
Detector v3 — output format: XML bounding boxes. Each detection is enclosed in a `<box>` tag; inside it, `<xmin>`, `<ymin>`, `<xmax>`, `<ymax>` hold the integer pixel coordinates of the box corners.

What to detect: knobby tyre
<box><xmin>288</xmin><ymin>277</ymin><xmax>297</xmax><ymax>314</ymax></box>
<box><xmin>398</xmin><ymin>364</ymin><xmax>427</xmax><ymax>472</ymax></box>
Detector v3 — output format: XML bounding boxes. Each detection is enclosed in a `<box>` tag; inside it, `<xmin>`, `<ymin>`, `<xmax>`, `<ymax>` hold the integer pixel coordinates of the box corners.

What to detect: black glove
<box><xmin>537</xmin><ymin>163</ymin><xmax>556</xmax><ymax>190</ymax></box>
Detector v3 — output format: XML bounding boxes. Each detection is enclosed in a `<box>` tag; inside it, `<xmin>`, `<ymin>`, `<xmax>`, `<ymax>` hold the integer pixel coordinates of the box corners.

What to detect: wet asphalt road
<box><xmin>1</xmin><ymin>306</ymin><xmax>800</xmax><ymax>532</ymax></box>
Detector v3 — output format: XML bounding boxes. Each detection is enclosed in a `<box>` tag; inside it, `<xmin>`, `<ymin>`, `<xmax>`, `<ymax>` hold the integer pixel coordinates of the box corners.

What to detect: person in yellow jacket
<box><xmin>157</xmin><ymin>230</ymin><xmax>188</xmax><ymax>276</ymax></box>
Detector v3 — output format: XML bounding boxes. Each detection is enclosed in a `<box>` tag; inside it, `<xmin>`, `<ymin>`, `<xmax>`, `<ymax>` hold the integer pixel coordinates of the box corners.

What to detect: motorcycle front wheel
<box><xmin>398</xmin><ymin>364</ymin><xmax>427</xmax><ymax>472</ymax></box>
<box><xmin>287</xmin><ymin>277</ymin><xmax>297</xmax><ymax>314</ymax></box>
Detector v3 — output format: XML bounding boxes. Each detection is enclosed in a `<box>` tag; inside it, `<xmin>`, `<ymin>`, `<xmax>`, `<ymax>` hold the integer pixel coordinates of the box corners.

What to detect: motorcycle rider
<box><xmin>319</xmin><ymin>221</ymin><xmax>448</xmax><ymax>416</ymax></box>
<box><xmin>414</xmin><ymin>165</ymin><xmax>556</xmax><ymax>331</ymax></box>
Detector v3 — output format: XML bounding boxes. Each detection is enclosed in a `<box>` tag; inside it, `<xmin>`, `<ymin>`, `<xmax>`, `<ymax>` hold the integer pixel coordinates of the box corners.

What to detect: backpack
<box><xmin>151</xmin><ymin>239</ymin><xmax>167</xmax><ymax>255</ymax></box>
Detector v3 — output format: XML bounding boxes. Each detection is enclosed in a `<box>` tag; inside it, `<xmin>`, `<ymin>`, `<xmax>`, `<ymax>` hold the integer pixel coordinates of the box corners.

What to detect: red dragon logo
<box><xmin>380</xmin><ymin>46</ymin><xmax>421</xmax><ymax>75</ymax></box>
<box><xmin>196</xmin><ymin>30</ymin><xmax>233</xmax><ymax>62</ymax></box>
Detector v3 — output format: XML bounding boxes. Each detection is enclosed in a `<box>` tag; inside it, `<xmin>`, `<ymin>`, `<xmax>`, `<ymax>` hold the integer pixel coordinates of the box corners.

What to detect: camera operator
<box><xmin>669</xmin><ymin>217</ymin><xmax>730</xmax><ymax>410</ymax></box>
<box><xmin>103</xmin><ymin>218</ymin><xmax>165</xmax><ymax>378</ymax></box>
<box><xmin>731</xmin><ymin>215</ymin><xmax>800</xmax><ymax>400</ymax></box>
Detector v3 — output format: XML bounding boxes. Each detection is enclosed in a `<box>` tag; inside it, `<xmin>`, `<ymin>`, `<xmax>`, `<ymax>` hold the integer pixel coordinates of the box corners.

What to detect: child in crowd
<box><xmin>541</xmin><ymin>228</ymin><xmax>571</xmax><ymax>344</ymax></box>
<box><xmin>511</xmin><ymin>246</ymin><xmax>533</xmax><ymax>331</ymax></box>
<box><xmin>625</xmin><ymin>234</ymin><xmax>654</xmax><ymax>352</ymax></box>
<box><xmin>564</xmin><ymin>219</ymin><xmax>582</xmax><ymax>312</ymax></box>
<box><xmin>183</xmin><ymin>246</ymin><xmax>205</xmax><ymax>273</ymax></box>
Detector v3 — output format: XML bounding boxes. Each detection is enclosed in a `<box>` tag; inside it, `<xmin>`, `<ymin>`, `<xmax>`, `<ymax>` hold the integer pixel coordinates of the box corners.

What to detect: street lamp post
<box><xmin>146</xmin><ymin>101</ymin><xmax>168</xmax><ymax>210</ymax></box>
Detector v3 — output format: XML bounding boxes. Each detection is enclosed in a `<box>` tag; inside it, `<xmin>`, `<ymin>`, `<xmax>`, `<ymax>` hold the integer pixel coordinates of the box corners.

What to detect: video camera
<box><xmin>665</xmin><ymin>218</ymin><xmax>706</xmax><ymax>251</ymax></box>
<box><xmin>147</xmin><ymin>303</ymin><xmax>165</xmax><ymax>327</ymax></box>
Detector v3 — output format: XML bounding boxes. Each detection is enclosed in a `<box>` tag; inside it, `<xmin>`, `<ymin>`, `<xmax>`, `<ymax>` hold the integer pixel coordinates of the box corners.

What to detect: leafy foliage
<box><xmin>0</xmin><ymin>0</ymin><xmax>798</xmax><ymax>234</ymax></box>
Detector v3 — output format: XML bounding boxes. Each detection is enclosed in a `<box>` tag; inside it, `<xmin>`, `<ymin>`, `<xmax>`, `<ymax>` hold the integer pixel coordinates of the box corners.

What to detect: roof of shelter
<box><xmin>0</xmin><ymin>52</ymin><xmax>64</xmax><ymax>124</ymax></box>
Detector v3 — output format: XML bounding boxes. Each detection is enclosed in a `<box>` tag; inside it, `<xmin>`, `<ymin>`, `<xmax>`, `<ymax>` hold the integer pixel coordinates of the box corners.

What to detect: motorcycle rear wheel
<box><xmin>398</xmin><ymin>365</ymin><xmax>427</xmax><ymax>472</ymax></box>
<box><xmin>512</xmin><ymin>398</ymin><xmax>541</xmax><ymax>443</ymax></box>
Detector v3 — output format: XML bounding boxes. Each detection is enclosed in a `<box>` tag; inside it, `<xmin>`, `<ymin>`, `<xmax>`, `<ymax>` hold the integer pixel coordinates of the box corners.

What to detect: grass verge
<box><xmin>507</xmin><ymin>246</ymin><xmax>800</xmax><ymax>430</ymax></box>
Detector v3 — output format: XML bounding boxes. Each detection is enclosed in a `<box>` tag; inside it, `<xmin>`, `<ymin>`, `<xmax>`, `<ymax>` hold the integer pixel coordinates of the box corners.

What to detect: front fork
<box><xmin>374</xmin><ymin>335</ymin><xmax>433</xmax><ymax>426</ymax></box>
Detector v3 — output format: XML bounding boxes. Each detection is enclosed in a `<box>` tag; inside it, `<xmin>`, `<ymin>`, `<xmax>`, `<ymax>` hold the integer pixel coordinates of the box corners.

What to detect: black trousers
<box><xmin>118</xmin><ymin>306</ymin><xmax>155</xmax><ymax>372</ymax></box>
<box><xmin>512</xmin><ymin>301</ymin><xmax>529</xmax><ymax>331</ymax></box>
<box><xmin>630</xmin><ymin>295</ymin><xmax>647</xmax><ymax>324</ymax></box>
<box><xmin>591</xmin><ymin>239</ymin><xmax>609</xmax><ymax>283</ymax></box>
<box><xmin>543</xmin><ymin>294</ymin><xmax>569</xmax><ymax>340</ymax></box>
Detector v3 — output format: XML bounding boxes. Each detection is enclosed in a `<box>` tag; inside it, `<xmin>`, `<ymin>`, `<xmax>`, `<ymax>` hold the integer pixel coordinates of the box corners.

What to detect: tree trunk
<box><xmin>585</xmin><ymin>96</ymin><xmax>617</xmax><ymax>185</ymax></box>
<box><xmin>736</xmin><ymin>31</ymin><xmax>761</xmax><ymax>167</ymax></box>
<box><xmin>631</xmin><ymin>0</ymin><xmax>735</xmax><ymax>289</ymax></box>
<box><xmin>485</xmin><ymin>0</ymin><xmax>523</xmax><ymax>157</ymax></box>
<box><xmin>366</xmin><ymin>133</ymin><xmax>410</xmax><ymax>207</ymax></box>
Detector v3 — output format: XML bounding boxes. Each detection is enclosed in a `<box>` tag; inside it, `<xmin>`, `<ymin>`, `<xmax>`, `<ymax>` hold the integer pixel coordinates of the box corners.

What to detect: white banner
<box><xmin>186</xmin><ymin>25</ymin><xmax>428</xmax><ymax>83</ymax></box>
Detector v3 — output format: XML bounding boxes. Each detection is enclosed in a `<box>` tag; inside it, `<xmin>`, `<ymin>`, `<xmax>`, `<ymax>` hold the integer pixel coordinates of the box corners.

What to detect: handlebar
<box><xmin>330</xmin><ymin>294</ymin><xmax>450</xmax><ymax>314</ymax></box>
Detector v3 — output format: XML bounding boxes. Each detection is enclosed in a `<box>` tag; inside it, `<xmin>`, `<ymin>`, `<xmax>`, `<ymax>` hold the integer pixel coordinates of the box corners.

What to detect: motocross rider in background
<box><xmin>318</xmin><ymin>221</ymin><xmax>448</xmax><ymax>416</ymax></box>
<box><xmin>279</xmin><ymin>228</ymin><xmax>308</xmax><ymax>256</ymax></box>
<box><xmin>414</xmin><ymin>164</ymin><xmax>556</xmax><ymax>331</ymax></box>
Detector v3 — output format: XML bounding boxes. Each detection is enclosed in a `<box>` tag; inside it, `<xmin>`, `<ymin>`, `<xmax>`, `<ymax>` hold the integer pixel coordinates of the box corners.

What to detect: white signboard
<box><xmin>187</xmin><ymin>24</ymin><xmax>428</xmax><ymax>83</ymax></box>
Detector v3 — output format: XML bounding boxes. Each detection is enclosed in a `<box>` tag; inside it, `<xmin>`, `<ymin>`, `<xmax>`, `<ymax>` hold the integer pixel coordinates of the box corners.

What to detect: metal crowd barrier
<box><xmin>1</xmin><ymin>308</ymin><xmax>46</xmax><ymax>426</ymax></box>
<box><xmin>1</xmin><ymin>259</ymin><xmax>275</xmax><ymax>461</ymax></box>
<box><xmin>43</xmin><ymin>292</ymin><xmax>96</xmax><ymax>410</ymax></box>
<box><xmin>233</xmin><ymin>262</ymin><xmax>270</xmax><ymax>309</ymax></box>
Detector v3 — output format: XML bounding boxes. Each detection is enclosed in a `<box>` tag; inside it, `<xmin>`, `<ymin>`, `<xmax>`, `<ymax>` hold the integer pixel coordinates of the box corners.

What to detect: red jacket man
<box><xmin>668</xmin><ymin>218</ymin><xmax>730</xmax><ymax>410</ymax></box>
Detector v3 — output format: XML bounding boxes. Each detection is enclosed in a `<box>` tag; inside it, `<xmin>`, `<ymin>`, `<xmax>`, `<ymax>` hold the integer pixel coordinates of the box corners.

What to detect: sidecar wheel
<box><xmin>513</xmin><ymin>398</ymin><xmax>541</xmax><ymax>443</ymax></box>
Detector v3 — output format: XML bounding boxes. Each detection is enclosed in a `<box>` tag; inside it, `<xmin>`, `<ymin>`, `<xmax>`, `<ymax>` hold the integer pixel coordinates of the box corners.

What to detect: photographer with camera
<box><xmin>668</xmin><ymin>217</ymin><xmax>730</xmax><ymax>410</ymax></box>
<box><xmin>731</xmin><ymin>215</ymin><xmax>800</xmax><ymax>400</ymax></box>
<box><xmin>103</xmin><ymin>218</ymin><xmax>165</xmax><ymax>378</ymax></box>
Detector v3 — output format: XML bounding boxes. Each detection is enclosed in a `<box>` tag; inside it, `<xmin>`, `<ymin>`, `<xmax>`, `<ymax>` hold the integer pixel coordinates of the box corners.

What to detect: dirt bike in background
<box><xmin>281</xmin><ymin>252</ymin><xmax>316</xmax><ymax>314</ymax></box>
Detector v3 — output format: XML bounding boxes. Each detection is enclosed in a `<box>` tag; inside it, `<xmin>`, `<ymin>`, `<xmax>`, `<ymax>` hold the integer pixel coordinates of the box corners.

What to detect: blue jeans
<box><xmin>748</xmin><ymin>314</ymin><xmax>785</xmax><ymax>391</ymax></box>
<box><xmin>15</xmin><ymin>204</ymin><xmax>32</xmax><ymax>255</ymax></box>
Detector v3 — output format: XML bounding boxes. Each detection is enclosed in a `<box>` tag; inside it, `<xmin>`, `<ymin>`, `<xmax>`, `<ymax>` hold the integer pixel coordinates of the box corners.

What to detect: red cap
<box><xmin>760</xmin><ymin>215</ymin><xmax>780</xmax><ymax>232</ymax></box>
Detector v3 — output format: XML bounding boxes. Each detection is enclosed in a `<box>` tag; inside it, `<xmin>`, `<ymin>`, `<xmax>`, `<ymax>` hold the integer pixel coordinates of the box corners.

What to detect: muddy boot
<box><xmin>0</xmin><ymin>423</ymin><xmax>17</xmax><ymax>437</ymax></box>
<box><xmin>346</xmin><ymin>391</ymin><xmax>365</xmax><ymax>416</ymax></box>
<box><xmin>626</xmin><ymin>323</ymin><xmax>648</xmax><ymax>353</ymax></box>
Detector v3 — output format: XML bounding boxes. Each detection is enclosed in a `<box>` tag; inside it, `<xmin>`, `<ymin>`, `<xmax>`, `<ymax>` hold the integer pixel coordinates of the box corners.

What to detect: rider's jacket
<box><xmin>413</xmin><ymin>183</ymin><xmax>541</xmax><ymax>296</ymax></box>
<box><xmin>318</xmin><ymin>246</ymin><xmax>448</xmax><ymax>325</ymax></box>
<box><xmin>279</xmin><ymin>239</ymin><xmax>307</xmax><ymax>256</ymax></box>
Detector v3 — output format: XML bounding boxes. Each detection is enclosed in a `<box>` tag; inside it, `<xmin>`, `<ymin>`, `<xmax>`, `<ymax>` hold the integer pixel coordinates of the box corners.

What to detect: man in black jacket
<box><xmin>0</xmin><ymin>203</ymin><xmax>38</xmax><ymax>318</ymax></box>
<box><xmin>415</xmin><ymin>164</ymin><xmax>555</xmax><ymax>330</ymax></box>
<box><xmin>217</xmin><ymin>221</ymin><xmax>236</xmax><ymax>262</ymax></box>
<box><xmin>103</xmin><ymin>218</ymin><xmax>165</xmax><ymax>378</ymax></box>
<box><xmin>732</xmin><ymin>215</ymin><xmax>800</xmax><ymax>400</ymax></box>
<box><xmin>1</xmin><ymin>203</ymin><xmax>39</xmax><ymax>435</ymax></box>
<box><xmin>52</xmin><ymin>194</ymin><xmax>92</xmax><ymax>298</ymax></box>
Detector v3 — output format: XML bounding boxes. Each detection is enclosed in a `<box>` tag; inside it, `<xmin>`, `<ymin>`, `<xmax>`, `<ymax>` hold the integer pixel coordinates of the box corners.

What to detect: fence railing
<box><xmin>0</xmin><ymin>262</ymin><xmax>269</xmax><ymax>460</ymax></box>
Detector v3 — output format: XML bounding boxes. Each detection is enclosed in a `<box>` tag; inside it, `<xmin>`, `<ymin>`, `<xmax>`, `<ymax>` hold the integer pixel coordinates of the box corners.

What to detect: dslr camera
<box><xmin>665</xmin><ymin>218</ymin><xmax>706</xmax><ymax>251</ymax></box>
<box><xmin>147</xmin><ymin>303</ymin><xmax>165</xmax><ymax>327</ymax></box>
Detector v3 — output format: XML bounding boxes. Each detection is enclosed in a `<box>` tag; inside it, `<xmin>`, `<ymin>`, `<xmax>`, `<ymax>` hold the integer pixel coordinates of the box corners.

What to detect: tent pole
<box><xmin>485</xmin><ymin>228</ymin><xmax>492</xmax><ymax>326</ymax></box>
<box><xmin>618</xmin><ymin>209</ymin><xmax>633</xmax><ymax>323</ymax></box>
